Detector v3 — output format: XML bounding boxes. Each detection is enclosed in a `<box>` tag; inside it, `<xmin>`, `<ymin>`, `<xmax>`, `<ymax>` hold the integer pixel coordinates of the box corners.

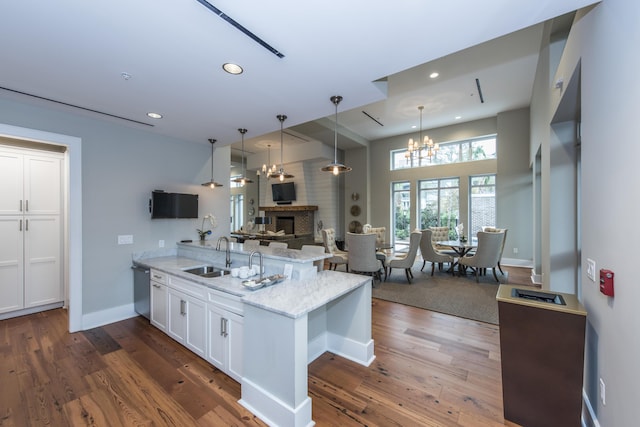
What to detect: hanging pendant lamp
<box><xmin>268</xmin><ymin>114</ymin><xmax>294</xmax><ymax>182</ymax></box>
<box><xmin>232</xmin><ymin>128</ymin><xmax>253</xmax><ymax>186</ymax></box>
<box><xmin>321</xmin><ymin>95</ymin><xmax>351</xmax><ymax>175</ymax></box>
<box><xmin>201</xmin><ymin>139</ymin><xmax>223</xmax><ymax>188</ymax></box>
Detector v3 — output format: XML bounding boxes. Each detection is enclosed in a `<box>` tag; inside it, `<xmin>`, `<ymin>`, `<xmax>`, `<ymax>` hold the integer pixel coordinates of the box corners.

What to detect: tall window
<box><xmin>230</xmin><ymin>194</ymin><xmax>244</xmax><ymax>232</ymax></box>
<box><xmin>391</xmin><ymin>181</ymin><xmax>411</xmax><ymax>248</ymax></box>
<box><xmin>469</xmin><ymin>174</ymin><xmax>496</xmax><ymax>239</ymax></box>
<box><xmin>391</xmin><ymin>135</ymin><xmax>496</xmax><ymax>170</ymax></box>
<box><xmin>418</xmin><ymin>178</ymin><xmax>459</xmax><ymax>238</ymax></box>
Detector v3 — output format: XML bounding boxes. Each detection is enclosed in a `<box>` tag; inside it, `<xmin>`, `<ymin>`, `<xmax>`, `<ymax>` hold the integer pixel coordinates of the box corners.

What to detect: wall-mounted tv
<box><xmin>272</xmin><ymin>182</ymin><xmax>296</xmax><ymax>205</ymax></box>
<box><xmin>150</xmin><ymin>190</ymin><xmax>198</xmax><ymax>219</ymax></box>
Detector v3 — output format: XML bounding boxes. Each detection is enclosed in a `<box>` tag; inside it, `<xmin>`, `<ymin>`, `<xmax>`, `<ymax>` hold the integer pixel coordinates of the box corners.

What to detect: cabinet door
<box><xmin>206</xmin><ymin>304</ymin><xmax>226</xmax><ymax>370</ymax></box>
<box><xmin>24</xmin><ymin>154</ymin><xmax>61</xmax><ymax>215</ymax></box>
<box><xmin>185</xmin><ymin>297</ymin><xmax>206</xmax><ymax>358</ymax></box>
<box><xmin>0</xmin><ymin>217</ymin><xmax>24</xmax><ymax>313</ymax></box>
<box><xmin>167</xmin><ymin>289</ymin><xmax>186</xmax><ymax>343</ymax></box>
<box><xmin>23</xmin><ymin>216</ymin><xmax>62</xmax><ymax>308</ymax></box>
<box><xmin>0</xmin><ymin>151</ymin><xmax>23</xmax><ymax>215</ymax></box>
<box><xmin>150</xmin><ymin>281</ymin><xmax>167</xmax><ymax>331</ymax></box>
<box><xmin>226</xmin><ymin>311</ymin><xmax>244</xmax><ymax>382</ymax></box>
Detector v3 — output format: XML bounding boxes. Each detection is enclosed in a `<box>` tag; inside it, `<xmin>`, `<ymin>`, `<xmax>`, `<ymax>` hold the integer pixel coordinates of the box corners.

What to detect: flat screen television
<box><xmin>150</xmin><ymin>190</ymin><xmax>199</xmax><ymax>218</ymax></box>
<box><xmin>271</xmin><ymin>182</ymin><xmax>296</xmax><ymax>204</ymax></box>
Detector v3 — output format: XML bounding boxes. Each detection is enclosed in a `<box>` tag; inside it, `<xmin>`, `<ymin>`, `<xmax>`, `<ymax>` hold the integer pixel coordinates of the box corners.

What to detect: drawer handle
<box><xmin>153</xmin><ymin>274</ymin><xmax>163</xmax><ymax>280</ymax></box>
<box><xmin>152</xmin><ymin>283</ymin><xmax>161</xmax><ymax>289</ymax></box>
<box><xmin>180</xmin><ymin>300</ymin><xmax>186</xmax><ymax>316</ymax></box>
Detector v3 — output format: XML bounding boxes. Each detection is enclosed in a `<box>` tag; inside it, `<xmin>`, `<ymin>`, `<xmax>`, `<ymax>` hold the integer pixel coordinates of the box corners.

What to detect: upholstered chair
<box><xmin>482</xmin><ymin>227</ymin><xmax>508</xmax><ymax>275</ymax></box>
<box><xmin>321</xmin><ymin>228</ymin><xmax>349</xmax><ymax>271</ymax></box>
<box><xmin>369</xmin><ymin>226</ymin><xmax>391</xmax><ymax>280</ymax></box>
<box><xmin>458</xmin><ymin>231</ymin><xmax>505</xmax><ymax>282</ymax></box>
<box><xmin>346</xmin><ymin>232</ymin><xmax>382</xmax><ymax>282</ymax></box>
<box><xmin>386</xmin><ymin>231</ymin><xmax>422</xmax><ymax>283</ymax></box>
<box><xmin>242</xmin><ymin>239</ymin><xmax>260</xmax><ymax>250</ymax></box>
<box><xmin>268</xmin><ymin>241</ymin><xmax>288</xmax><ymax>249</ymax></box>
<box><xmin>420</xmin><ymin>229</ymin><xmax>454</xmax><ymax>276</ymax></box>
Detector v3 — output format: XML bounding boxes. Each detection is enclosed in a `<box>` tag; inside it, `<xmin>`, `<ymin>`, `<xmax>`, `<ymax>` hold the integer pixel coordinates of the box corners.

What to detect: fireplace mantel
<box><xmin>259</xmin><ymin>205</ymin><xmax>318</xmax><ymax>212</ymax></box>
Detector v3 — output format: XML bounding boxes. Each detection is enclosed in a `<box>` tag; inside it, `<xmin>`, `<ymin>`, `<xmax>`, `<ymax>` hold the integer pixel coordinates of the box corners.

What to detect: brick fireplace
<box><xmin>259</xmin><ymin>205</ymin><xmax>318</xmax><ymax>236</ymax></box>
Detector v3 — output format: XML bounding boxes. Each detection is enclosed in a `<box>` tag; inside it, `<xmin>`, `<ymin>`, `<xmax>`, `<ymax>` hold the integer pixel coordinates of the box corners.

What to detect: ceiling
<box><xmin>1</xmin><ymin>1</ymin><xmax>595</xmax><ymax>159</ymax></box>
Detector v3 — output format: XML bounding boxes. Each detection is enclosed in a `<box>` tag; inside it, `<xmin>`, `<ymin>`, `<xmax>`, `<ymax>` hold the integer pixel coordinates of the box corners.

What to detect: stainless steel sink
<box><xmin>182</xmin><ymin>265</ymin><xmax>229</xmax><ymax>278</ymax></box>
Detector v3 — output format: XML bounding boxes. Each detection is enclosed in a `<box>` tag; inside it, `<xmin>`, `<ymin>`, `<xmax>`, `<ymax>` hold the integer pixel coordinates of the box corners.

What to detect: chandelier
<box><xmin>260</xmin><ymin>144</ymin><xmax>277</xmax><ymax>178</ymax></box>
<box><xmin>405</xmin><ymin>105</ymin><xmax>439</xmax><ymax>164</ymax></box>
<box><xmin>268</xmin><ymin>114</ymin><xmax>294</xmax><ymax>181</ymax></box>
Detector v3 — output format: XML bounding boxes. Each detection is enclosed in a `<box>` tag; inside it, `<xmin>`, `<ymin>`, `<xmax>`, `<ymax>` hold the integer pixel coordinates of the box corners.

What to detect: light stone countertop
<box><xmin>135</xmin><ymin>255</ymin><xmax>371</xmax><ymax>317</ymax></box>
<box><xmin>177</xmin><ymin>241</ymin><xmax>330</xmax><ymax>263</ymax></box>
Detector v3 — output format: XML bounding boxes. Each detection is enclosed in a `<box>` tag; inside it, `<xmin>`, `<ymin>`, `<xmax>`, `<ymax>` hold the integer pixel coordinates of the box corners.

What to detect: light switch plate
<box><xmin>587</xmin><ymin>258</ymin><xmax>596</xmax><ymax>282</ymax></box>
<box><xmin>118</xmin><ymin>235</ymin><xmax>133</xmax><ymax>245</ymax></box>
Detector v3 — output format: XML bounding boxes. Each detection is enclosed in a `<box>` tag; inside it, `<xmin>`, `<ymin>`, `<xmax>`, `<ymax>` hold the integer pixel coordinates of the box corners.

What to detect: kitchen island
<box><xmin>134</xmin><ymin>242</ymin><xmax>374</xmax><ymax>427</ymax></box>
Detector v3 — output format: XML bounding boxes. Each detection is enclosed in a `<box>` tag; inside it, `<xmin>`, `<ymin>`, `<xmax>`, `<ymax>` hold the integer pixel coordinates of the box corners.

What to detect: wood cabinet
<box><xmin>166</xmin><ymin>276</ymin><xmax>207</xmax><ymax>358</ymax></box>
<box><xmin>0</xmin><ymin>147</ymin><xmax>62</xmax><ymax>315</ymax></box>
<box><xmin>150</xmin><ymin>270</ymin><xmax>167</xmax><ymax>331</ymax></box>
<box><xmin>206</xmin><ymin>293</ymin><xmax>244</xmax><ymax>382</ymax></box>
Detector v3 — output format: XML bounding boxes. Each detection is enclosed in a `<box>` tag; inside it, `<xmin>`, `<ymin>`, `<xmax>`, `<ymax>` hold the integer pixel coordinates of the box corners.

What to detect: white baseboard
<box><xmin>501</xmin><ymin>257</ymin><xmax>533</xmax><ymax>268</ymax></box>
<box><xmin>82</xmin><ymin>303</ymin><xmax>139</xmax><ymax>330</ymax></box>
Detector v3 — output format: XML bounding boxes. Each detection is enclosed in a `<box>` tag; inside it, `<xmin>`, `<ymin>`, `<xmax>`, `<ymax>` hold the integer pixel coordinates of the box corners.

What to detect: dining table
<box><xmin>437</xmin><ymin>239</ymin><xmax>478</xmax><ymax>274</ymax></box>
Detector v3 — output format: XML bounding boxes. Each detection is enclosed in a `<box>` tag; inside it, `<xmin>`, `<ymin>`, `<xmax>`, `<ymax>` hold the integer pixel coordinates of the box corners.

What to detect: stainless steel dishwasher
<box><xmin>132</xmin><ymin>264</ymin><xmax>150</xmax><ymax>319</ymax></box>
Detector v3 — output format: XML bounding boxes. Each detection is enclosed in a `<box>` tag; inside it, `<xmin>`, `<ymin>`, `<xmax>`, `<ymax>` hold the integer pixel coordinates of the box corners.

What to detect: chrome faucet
<box><xmin>248</xmin><ymin>250</ymin><xmax>263</xmax><ymax>282</ymax></box>
<box><xmin>216</xmin><ymin>236</ymin><xmax>232</xmax><ymax>268</ymax></box>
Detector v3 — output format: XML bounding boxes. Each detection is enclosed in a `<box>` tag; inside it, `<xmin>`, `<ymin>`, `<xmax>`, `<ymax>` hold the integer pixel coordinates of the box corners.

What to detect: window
<box><xmin>230</xmin><ymin>194</ymin><xmax>244</xmax><ymax>232</ymax></box>
<box><xmin>391</xmin><ymin>181</ymin><xmax>411</xmax><ymax>248</ymax></box>
<box><xmin>391</xmin><ymin>135</ymin><xmax>496</xmax><ymax>170</ymax></box>
<box><xmin>418</xmin><ymin>178</ymin><xmax>459</xmax><ymax>238</ymax></box>
<box><xmin>469</xmin><ymin>174</ymin><xmax>496</xmax><ymax>239</ymax></box>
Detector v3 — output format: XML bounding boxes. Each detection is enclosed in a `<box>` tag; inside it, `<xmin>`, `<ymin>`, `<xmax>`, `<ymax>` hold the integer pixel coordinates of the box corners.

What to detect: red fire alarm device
<box><xmin>600</xmin><ymin>269</ymin><xmax>614</xmax><ymax>297</ymax></box>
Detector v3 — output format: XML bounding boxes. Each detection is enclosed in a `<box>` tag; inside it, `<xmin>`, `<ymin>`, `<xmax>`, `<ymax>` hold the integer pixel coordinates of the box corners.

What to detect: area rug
<box><xmin>372</xmin><ymin>262</ymin><xmax>508</xmax><ymax>325</ymax></box>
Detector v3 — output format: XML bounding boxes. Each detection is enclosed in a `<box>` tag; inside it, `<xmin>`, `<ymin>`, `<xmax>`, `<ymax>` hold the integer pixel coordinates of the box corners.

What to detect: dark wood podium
<box><xmin>497</xmin><ymin>285</ymin><xmax>587</xmax><ymax>427</ymax></box>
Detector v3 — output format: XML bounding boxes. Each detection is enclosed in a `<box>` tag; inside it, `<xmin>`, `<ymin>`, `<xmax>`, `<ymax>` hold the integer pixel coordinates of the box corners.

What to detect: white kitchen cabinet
<box><xmin>0</xmin><ymin>147</ymin><xmax>62</xmax><ymax>316</ymax></box>
<box><xmin>206</xmin><ymin>289</ymin><xmax>244</xmax><ymax>382</ymax></box>
<box><xmin>150</xmin><ymin>270</ymin><xmax>168</xmax><ymax>331</ymax></box>
<box><xmin>167</xmin><ymin>276</ymin><xmax>207</xmax><ymax>358</ymax></box>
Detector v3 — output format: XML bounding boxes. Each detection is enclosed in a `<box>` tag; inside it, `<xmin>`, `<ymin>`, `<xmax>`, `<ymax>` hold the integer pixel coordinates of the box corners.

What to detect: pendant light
<box><xmin>201</xmin><ymin>139</ymin><xmax>223</xmax><ymax>188</ymax></box>
<box><xmin>261</xmin><ymin>144</ymin><xmax>277</xmax><ymax>179</ymax></box>
<box><xmin>232</xmin><ymin>128</ymin><xmax>253</xmax><ymax>186</ymax></box>
<box><xmin>268</xmin><ymin>114</ymin><xmax>294</xmax><ymax>181</ymax></box>
<box><xmin>321</xmin><ymin>95</ymin><xmax>351</xmax><ymax>175</ymax></box>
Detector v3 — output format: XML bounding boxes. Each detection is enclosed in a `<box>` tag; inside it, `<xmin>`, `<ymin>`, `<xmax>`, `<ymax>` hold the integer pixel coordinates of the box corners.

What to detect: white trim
<box><xmin>82</xmin><ymin>303</ymin><xmax>138</xmax><ymax>330</ymax></box>
<box><xmin>582</xmin><ymin>388</ymin><xmax>601</xmax><ymax>427</ymax></box>
<box><xmin>501</xmin><ymin>257</ymin><xmax>533</xmax><ymax>268</ymax></box>
<box><xmin>0</xmin><ymin>123</ymin><xmax>83</xmax><ymax>332</ymax></box>
<box><xmin>0</xmin><ymin>302</ymin><xmax>64</xmax><ymax>321</ymax></box>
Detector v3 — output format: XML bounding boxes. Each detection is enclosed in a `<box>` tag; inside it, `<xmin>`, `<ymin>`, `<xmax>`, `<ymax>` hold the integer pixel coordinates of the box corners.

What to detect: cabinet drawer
<box><xmin>208</xmin><ymin>289</ymin><xmax>243</xmax><ymax>315</ymax></box>
<box><xmin>168</xmin><ymin>275</ymin><xmax>207</xmax><ymax>300</ymax></box>
<box><xmin>150</xmin><ymin>269</ymin><xmax>167</xmax><ymax>285</ymax></box>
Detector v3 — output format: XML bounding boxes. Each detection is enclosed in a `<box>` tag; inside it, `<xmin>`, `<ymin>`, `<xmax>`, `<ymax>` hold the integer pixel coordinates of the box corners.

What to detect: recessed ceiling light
<box><xmin>430</xmin><ymin>72</ymin><xmax>439</xmax><ymax>79</ymax></box>
<box><xmin>455</xmin><ymin>116</ymin><xmax>462</xmax><ymax>120</ymax></box>
<box><xmin>147</xmin><ymin>112</ymin><xmax>163</xmax><ymax>119</ymax></box>
<box><xmin>223</xmin><ymin>63</ymin><xmax>243</xmax><ymax>75</ymax></box>
<box><xmin>411</xmin><ymin>125</ymin><xmax>417</xmax><ymax>129</ymax></box>
<box><xmin>121</xmin><ymin>72</ymin><xmax>132</xmax><ymax>80</ymax></box>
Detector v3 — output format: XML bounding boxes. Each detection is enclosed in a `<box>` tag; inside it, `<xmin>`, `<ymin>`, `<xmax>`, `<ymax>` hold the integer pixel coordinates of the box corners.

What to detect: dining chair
<box><xmin>369</xmin><ymin>226</ymin><xmax>392</xmax><ymax>280</ymax></box>
<box><xmin>482</xmin><ymin>226</ymin><xmax>508</xmax><ymax>275</ymax></box>
<box><xmin>321</xmin><ymin>228</ymin><xmax>349</xmax><ymax>271</ymax></box>
<box><xmin>458</xmin><ymin>231</ymin><xmax>505</xmax><ymax>282</ymax></box>
<box><xmin>419</xmin><ymin>229</ymin><xmax>454</xmax><ymax>276</ymax></box>
<box><xmin>386</xmin><ymin>231</ymin><xmax>422</xmax><ymax>283</ymax></box>
<box><xmin>346</xmin><ymin>232</ymin><xmax>382</xmax><ymax>282</ymax></box>
<box><xmin>268</xmin><ymin>241</ymin><xmax>288</xmax><ymax>249</ymax></box>
<box><xmin>301</xmin><ymin>244</ymin><xmax>326</xmax><ymax>271</ymax></box>
<box><xmin>429</xmin><ymin>226</ymin><xmax>457</xmax><ymax>255</ymax></box>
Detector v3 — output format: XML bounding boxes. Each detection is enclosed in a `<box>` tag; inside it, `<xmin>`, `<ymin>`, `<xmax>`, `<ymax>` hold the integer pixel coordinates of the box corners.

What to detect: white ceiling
<box><xmin>1</xmin><ymin>0</ymin><xmax>595</xmax><ymax>157</ymax></box>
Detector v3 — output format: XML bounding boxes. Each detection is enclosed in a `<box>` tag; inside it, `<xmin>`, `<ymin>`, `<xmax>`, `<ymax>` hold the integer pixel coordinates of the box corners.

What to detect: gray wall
<box><xmin>367</xmin><ymin>114</ymin><xmax>533</xmax><ymax>263</ymax></box>
<box><xmin>531</xmin><ymin>1</ymin><xmax>640</xmax><ymax>425</ymax></box>
<box><xmin>0</xmin><ymin>96</ymin><xmax>231</xmax><ymax>318</ymax></box>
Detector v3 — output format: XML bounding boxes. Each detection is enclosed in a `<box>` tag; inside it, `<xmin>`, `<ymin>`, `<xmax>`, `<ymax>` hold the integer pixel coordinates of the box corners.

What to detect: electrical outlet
<box><xmin>159</xmin><ymin>240</ymin><xmax>165</xmax><ymax>248</ymax></box>
<box><xmin>117</xmin><ymin>235</ymin><xmax>133</xmax><ymax>245</ymax></box>
<box><xmin>513</xmin><ymin>247</ymin><xmax>518</xmax><ymax>254</ymax></box>
<box><xmin>587</xmin><ymin>258</ymin><xmax>596</xmax><ymax>282</ymax></box>
<box><xmin>599</xmin><ymin>378</ymin><xmax>606</xmax><ymax>405</ymax></box>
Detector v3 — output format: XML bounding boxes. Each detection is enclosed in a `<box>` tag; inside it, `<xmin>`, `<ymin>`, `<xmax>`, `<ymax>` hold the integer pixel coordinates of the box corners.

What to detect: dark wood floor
<box><xmin>0</xmin><ymin>268</ymin><xmax>529</xmax><ymax>426</ymax></box>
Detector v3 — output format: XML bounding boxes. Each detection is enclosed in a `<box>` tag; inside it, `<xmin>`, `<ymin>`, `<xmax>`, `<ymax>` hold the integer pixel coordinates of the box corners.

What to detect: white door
<box><xmin>226</xmin><ymin>311</ymin><xmax>244</xmax><ymax>382</ymax></box>
<box><xmin>0</xmin><ymin>217</ymin><xmax>24</xmax><ymax>313</ymax></box>
<box><xmin>167</xmin><ymin>289</ymin><xmax>187</xmax><ymax>343</ymax></box>
<box><xmin>24</xmin><ymin>154</ymin><xmax>61</xmax><ymax>215</ymax></box>
<box><xmin>206</xmin><ymin>304</ymin><xmax>226</xmax><ymax>370</ymax></box>
<box><xmin>185</xmin><ymin>297</ymin><xmax>207</xmax><ymax>358</ymax></box>
<box><xmin>24</xmin><ymin>216</ymin><xmax>61</xmax><ymax>307</ymax></box>
<box><xmin>0</xmin><ymin>151</ymin><xmax>23</xmax><ymax>215</ymax></box>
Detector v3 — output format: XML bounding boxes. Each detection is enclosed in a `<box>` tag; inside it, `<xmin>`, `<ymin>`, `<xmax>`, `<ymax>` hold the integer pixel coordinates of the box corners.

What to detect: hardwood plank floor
<box><xmin>0</xmin><ymin>268</ymin><xmax>528</xmax><ymax>426</ymax></box>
